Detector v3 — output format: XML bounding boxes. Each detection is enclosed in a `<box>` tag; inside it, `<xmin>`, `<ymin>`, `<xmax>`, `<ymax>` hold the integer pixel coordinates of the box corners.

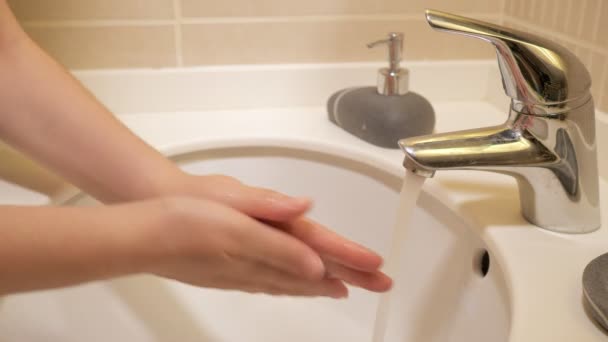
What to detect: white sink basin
<box><xmin>0</xmin><ymin>145</ymin><xmax>510</xmax><ymax>341</ymax></box>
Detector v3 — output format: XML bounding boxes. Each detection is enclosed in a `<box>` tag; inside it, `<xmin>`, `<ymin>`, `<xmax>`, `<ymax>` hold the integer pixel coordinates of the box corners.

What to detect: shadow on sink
<box><xmin>108</xmin><ymin>276</ymin><xmax>218</xmax><ymax>341</ymax></box>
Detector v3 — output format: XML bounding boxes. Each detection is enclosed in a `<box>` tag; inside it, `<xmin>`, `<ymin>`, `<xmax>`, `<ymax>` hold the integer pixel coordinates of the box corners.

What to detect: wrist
<box><xmin>93</xmin><ymin>200</ymin><xmax>172</xmax><ymax>278</ymax></box>
<box><xmin>127</xmin><ymin>197</ymin><xmax>191</xmax><ymax>275</ymax></box>
<box><xmin>111</xmin><ymin>163</ymin><xmax>187</xmax><ymax>203</ymax></box>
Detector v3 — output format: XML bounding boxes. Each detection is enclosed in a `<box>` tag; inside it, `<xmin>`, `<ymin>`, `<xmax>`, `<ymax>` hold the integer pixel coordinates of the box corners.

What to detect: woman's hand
<box><xmin>0</xmin><ymin>198</ymin><xmax>347</xmax><ymax>297</ymax></box>
<box><xmin>163</xmin><ymin>174</ymin><xmax>315</xmax><ymax>222</ymax></box>
<box><xmin>146</xmin><ymin>197</ymin><xmax>349</xmax><ymax>298</ymax></box>
<box><xmin>158</xmin><ymin>173</ymin><xmax>393</xmax><ymax>293</ymax></box>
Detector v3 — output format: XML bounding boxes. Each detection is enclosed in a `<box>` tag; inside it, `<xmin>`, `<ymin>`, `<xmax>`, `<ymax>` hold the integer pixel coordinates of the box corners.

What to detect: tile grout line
<box><xmin>504</xmin><ymin>16</ymin><xmax>608</xmax><ymax>56</ymax></box>
<box><xmin>173</xmin><ymin>0</ymin><xmax>183</xmax><ymax>67</ymax></box>
<box><xmin>179</xmin><ymin>14</ymin><xmax>426</xmax><ymax>23</ymax></box>
<box><xmin>178</xmin><ymin>13</ymin><xmax>501</xmax><ymax>23</ymax></box>
<box><xmin>21</xmin><ymin>20</ymin><xmax>175</xmax><ymax>27</ymax></box>
<box><xmin>19</xmin><ymin>13</ymin><xmax>502</xmax><ymax>27</ymax></box>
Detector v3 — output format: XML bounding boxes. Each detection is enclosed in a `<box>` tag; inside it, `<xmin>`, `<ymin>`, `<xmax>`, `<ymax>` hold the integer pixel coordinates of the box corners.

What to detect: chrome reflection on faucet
<box><xmin>399</xmin><ymin>10</ymin><xmax>600</xmax><ymax>233</ymax></box>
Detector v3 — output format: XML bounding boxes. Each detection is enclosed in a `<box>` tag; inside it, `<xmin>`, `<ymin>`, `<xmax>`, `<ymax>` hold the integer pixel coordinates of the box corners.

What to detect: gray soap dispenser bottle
<box><xmin>327</xmin><ymin>32</ymin><xmax>435</xmax><ymax>148</ymax></box>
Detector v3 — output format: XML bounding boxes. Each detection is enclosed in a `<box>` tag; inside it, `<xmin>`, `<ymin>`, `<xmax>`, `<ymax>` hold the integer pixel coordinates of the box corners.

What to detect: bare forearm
<box><xmin>0</xmin><ymin>203</ymin><xmax>161</xmax><ymax>294</ymax></box>
<box><xmin>0</xmin><ymin>3</ymin><xmax>181</xmax><ymax>202</ymax></box>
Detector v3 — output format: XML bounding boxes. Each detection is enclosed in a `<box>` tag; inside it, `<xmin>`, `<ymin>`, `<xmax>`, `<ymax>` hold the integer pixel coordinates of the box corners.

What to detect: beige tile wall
<box><xmin>7</xmin><ymin>0</ymin><xmax>499</xmax><ymax>69</ymax></box>
<box><xmin>7</xmin><ymin>0</ymin><xmax>607</xmax><ymax>111</ymax></box>
<box><xmin>503</xmin><ymin>0</ymin><xmax>608</xmax><ymax>112</ymax></box>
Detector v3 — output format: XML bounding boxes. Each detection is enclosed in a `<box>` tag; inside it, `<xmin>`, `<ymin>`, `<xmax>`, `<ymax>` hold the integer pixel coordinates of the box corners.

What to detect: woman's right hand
<box><xmin>142</xmin><ymin>197</ymin><xmax>350</xmax><ymax>298</ymax></box>
<box><xmin>0</xmin><ymin>195</ymin><xmax>389</xmax><ymax>296</ymax></box>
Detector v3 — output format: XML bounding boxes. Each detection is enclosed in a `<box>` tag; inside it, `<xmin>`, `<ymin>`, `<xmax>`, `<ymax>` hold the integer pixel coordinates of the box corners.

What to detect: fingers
<box><xmin>179</xmin><ymin>176</ymin><xmax>392</xmax><ymax>295</ymax></box>
<box><xmin>196</xmin><ymin>175</ymin><xmax>312</xmax><ymax>222</ymax></box>
<box><xmin>324</xmin><ymin>260</ymin><xmax>392</xmax><ymax>292</ymax></box>
<box><xmin>264</xmin><ymin>277</ymin><xmax>349</xmax><ymax>298</ymax></box>
<box><xmin>191</xmin><ymin>175</ymin><xmax>381</xmax><ymax>272</ymax></box>
<box><xmin>276</xmin><ymin>219</ymin><xmax>384</xmax><ymax>272</ymax></box>
<box><xmin>235</xmin><ymin>216</ymin><xmax>326</xmax><ymax>281</ymax></box>
<box><xmin>240</xmin><ymin>262</ymin><xmax>349</xmax><ymax>298</ymax></box>
<box><xmin>264</xmin><ymin>219</ymin><xmax>392</xmax><ymax>293</ymax></box>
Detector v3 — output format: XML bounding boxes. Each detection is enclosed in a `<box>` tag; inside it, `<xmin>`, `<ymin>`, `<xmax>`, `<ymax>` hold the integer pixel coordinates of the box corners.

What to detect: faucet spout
<box><xmin>399</xmin><ymin>124</ymin><xmax>556</xmax><ymax>175</ymax></box>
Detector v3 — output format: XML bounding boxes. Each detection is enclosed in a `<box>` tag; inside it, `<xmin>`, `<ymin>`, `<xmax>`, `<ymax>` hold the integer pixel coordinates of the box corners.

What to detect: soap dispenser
<box><xmin>327</xmin><ymin>32</ymin><xmax>435</xmax><ymax>148</ymax></box>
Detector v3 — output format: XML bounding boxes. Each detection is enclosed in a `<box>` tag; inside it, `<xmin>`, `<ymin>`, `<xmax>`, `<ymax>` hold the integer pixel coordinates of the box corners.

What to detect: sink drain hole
<box><xmin>474</xmin><ymin>249</ymin><xmax>490</xmax><ymax>278</ymax></box>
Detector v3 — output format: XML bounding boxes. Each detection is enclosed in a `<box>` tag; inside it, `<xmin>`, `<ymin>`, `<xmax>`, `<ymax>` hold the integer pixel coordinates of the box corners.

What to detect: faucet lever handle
<box><xmin>425</xmin><ymin>9</ymin><xmax>591</xmax><ymax>113</ymax></box>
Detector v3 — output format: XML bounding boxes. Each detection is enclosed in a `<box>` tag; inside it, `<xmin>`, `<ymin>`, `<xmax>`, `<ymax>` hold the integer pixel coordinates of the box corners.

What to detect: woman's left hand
<box><xmin>162</xmin><ymin>173</ymin><xmax>393</xmax><ymax>294</ymax></box>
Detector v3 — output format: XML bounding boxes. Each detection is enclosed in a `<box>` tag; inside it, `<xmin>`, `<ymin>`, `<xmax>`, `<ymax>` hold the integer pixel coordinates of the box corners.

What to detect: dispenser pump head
<box><xmin>367</xmin><ymin>32</ymin><xmax>409</xmax><ymax>95</ymax></box>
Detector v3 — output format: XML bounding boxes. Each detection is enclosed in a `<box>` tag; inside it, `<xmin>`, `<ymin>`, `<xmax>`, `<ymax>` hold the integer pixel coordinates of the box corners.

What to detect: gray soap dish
<box><xmin>583</xmin><ymin>252</ymin><xmax>608</xmax><ymax>331</ymax></box>
<box><xmin>326</xmin><ymin>32</ymin><xmax>435</xmax><ymax>149</ymax></box>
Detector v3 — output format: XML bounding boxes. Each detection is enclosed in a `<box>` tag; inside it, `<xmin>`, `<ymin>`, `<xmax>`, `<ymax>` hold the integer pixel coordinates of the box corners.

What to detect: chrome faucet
<box><xmin>400</xmin><ymin>10</ymin><xmax>601</xmax><ymax>234</ymax></box>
